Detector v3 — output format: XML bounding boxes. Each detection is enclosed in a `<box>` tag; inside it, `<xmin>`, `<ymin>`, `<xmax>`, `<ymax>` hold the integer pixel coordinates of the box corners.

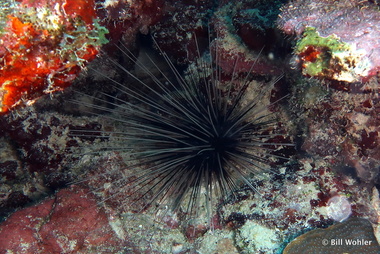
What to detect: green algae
<box><xmin>294</xmin><ymin>26</ymin><xmax>372</xmax><ymax>82</ymax></box>
<box><xmin>295</xmin><ymin>27</ymin><xmax>351</xmax><ymax>78</ymax></box>
<box><xmin>296</xmin><ymin>27</ymin><xmax>351</xmax><ymax>54</ymax></box>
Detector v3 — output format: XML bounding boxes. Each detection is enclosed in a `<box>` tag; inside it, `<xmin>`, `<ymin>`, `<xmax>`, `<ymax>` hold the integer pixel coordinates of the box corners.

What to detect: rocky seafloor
<box><xmin>1</xmin><ymin>0</ymin><xmax>380</xmax><ymax>253</ymax></box>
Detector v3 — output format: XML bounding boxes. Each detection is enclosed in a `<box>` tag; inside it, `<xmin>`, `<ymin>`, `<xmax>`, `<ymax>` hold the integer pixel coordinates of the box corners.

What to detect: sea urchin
<box><xmin>73</xmin><ymin>36</ymin><xmax>292</xmax><ymax>220</ymax></box>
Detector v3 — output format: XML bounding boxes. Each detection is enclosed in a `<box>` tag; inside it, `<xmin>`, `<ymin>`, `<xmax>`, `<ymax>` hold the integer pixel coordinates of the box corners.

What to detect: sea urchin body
<box><xmin>74</xmin><ymin>37</ymin><xmax>291</xmax><ymax>220</ymax></box>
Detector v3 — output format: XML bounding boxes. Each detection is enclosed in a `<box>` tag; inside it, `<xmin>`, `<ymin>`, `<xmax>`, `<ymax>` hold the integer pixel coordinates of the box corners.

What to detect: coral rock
<box><xmin>283</xmin><ymin>217</ymin><xmax>380</xmax><ymax>254</ymax></box>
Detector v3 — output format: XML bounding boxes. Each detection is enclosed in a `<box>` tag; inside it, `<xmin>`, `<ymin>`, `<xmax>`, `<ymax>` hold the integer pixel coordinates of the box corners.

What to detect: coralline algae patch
<box><xmin>0</xmin><ymin>0</ymin><xmax>108</xmax><ymax>113</ymax></box>
<box><xmin>0</xmin><ymin>101</ymin><xmax>109</xmax><ymax>219</ymax></box>
<box><xmin>278</xmin><ymin>0</ymin><xmax>380</xmax><ymax>84</ymax></box>
<box><xmin>290</xmin><ymin>76</ymin><xmax>380</xmax><ymax>185</ymax></box>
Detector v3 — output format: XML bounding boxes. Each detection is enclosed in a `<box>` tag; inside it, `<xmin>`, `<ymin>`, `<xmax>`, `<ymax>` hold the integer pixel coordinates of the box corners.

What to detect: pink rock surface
<box><xmin>0</xmin><ymin>186</ymin><xmax>126</xmax><ymax>253</ymax></box>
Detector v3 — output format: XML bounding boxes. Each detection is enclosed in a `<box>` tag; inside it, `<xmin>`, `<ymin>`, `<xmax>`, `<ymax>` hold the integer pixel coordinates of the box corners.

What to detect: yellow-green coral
<box><xmin>296</xmin><ymin>27</ymin><xmax>351</xmax><ymax>54</ymax></box>
<box><xmin>295</xmin><ymin>27</ymin><xmax>370</xmax><ymax>82</ymax></box>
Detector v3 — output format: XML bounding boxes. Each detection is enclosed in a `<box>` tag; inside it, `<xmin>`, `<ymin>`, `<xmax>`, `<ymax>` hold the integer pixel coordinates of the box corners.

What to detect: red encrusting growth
<box><xmin>62</xmin><ymin>0</ymin><xmax>97</xmax><ymax>25</ymax></box>
<box><xmin>299</xmin><ymin>46</ymin><xmax>321</xmax><ymax>63</ymax></box>
<box><xmin>0</xmin><ymin>0</ymin><xmax>106</xmax><ymax>113</ymax></box>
